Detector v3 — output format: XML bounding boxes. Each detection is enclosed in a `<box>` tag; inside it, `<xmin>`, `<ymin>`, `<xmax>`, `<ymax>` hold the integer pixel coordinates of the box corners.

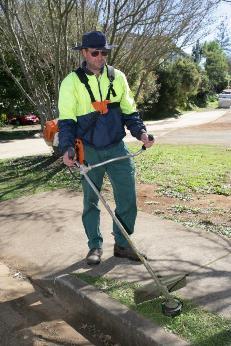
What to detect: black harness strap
<box><xmin>75</xmin><ymin>67</ymin><xmax>96</xmax><ymax>103</ymax></box>
<box><xmin>106</xmin><ymin>65</ymin><xmax>116</xmax><ymax>100</ymax></box>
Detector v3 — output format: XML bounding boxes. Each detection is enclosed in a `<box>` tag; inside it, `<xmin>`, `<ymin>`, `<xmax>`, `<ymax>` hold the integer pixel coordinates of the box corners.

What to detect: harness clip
<box><xmin>92</xmin><ymin>100</ymin><xmax>111</xmax><ymax>114</ymax></box>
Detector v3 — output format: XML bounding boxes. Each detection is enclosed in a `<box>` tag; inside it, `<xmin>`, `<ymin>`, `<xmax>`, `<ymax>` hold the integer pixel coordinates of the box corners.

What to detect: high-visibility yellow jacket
<box><xmin>58</xmin><ymin>63</ymin><xmax>146</xmax><ymax>152</ymax></box>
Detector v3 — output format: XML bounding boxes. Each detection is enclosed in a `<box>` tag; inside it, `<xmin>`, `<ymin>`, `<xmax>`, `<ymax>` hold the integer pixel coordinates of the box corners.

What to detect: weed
<box><xmin>170</xmin><ymin>204</ymin><xmax>201</xmax><ymax>214</ymax></box>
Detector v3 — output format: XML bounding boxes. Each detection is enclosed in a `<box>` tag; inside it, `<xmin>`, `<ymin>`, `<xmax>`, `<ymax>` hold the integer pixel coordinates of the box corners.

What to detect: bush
<box><xmin>142</xmin><ymin>58</ymin><xmax>201</xmax><ymax>119</ymax></box>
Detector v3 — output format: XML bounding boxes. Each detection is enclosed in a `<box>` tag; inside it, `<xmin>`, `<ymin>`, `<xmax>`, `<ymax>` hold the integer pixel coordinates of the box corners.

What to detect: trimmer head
<box><xmin>134</xmin><ymin>274</ymin><xmax>187</xmax><ymax>304</ymax></box>
<box><xmin>162</xmin><ymin>299</ymin><xmax>183</xmax><ymax>317</ymax></box>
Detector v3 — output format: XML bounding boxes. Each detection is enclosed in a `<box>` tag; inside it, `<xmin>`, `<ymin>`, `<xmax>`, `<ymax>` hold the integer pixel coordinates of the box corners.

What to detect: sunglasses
<box><xmin>89</xmin><ymin>50</ymin><xmax>109</xmax><ymax>57</ymax></box>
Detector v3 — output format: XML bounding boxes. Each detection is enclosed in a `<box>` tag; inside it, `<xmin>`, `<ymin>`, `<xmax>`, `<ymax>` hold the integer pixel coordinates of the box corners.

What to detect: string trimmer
<box><xmin>69</xmin><ymin>136</ymin><xmax>186</xmax><ymax>317</ymax></box>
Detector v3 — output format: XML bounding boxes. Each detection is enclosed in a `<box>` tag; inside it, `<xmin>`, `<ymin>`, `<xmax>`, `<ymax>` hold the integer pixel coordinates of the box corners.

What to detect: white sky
<box><xmin>183</xmin><ymin>1</ymin><xmax>231</xmax><ymax>54</ymax></box>
<box><xmin>209</xmin><ymin>1</ymin><xmax>231</xmax><ymax>38</ymax></box>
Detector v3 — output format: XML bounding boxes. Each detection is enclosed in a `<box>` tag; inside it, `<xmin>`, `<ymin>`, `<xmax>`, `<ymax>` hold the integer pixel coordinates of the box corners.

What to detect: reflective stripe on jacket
<box><xmin>58</xmin><ymin>65</ymin><xmax>146</xmax><ymax>152</ymax></box>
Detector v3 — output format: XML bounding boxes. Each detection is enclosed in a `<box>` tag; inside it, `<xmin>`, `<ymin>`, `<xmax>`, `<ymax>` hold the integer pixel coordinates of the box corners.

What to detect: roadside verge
<box><xmin>54</xmin><ymin>274</ymin><xmax>188</xmax><ymax>346</ymax></box>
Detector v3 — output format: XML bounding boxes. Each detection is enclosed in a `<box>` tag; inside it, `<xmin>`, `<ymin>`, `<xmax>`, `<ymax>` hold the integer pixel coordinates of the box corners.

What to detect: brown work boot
<box><xmin>114</xmin><ymin>244</ymin><xmax>147</xmax><ymax>262</ymax></box>
<box><xmin>86</xmin><ymin>248</ymin><xmax>103</xmax><ymax>265</ymax></box>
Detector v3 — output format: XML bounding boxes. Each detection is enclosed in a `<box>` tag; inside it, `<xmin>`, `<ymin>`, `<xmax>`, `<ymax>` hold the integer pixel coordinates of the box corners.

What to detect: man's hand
<box><xmin>63</xmin><ymin>148</ymin><xmax>76</xmax><ymax>167</ymax></box>
<box><xmin>140</xmin><ymin>133</ymin><xmax>155</xmax><ymax>148</ymax></box>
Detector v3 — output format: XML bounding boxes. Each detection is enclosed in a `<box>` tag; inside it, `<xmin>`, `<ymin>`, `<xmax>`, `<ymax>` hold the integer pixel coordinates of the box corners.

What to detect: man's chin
<box><xmin>87</xmin><ymin>62</ymin><xmax>105</xmax><ymax>72</ymax></box>
<box><xmin>98</xmin><ymin>63</ymin><xmax>105</xmax><ymax>69</ymax></box>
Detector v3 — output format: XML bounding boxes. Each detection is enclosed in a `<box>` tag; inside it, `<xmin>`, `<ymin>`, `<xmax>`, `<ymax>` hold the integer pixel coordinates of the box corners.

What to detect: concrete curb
<box><xmin>54</xmin><ymin>274</ymin><xmax>189</xmax><ymax>346</ymax></box>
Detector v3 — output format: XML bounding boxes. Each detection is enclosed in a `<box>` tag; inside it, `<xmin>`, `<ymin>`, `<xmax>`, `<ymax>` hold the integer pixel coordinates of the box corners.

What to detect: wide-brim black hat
<box><xmin>72</xmin><ymin>31</ymin><xmax>117</xmax><ymax>50</ymax></box>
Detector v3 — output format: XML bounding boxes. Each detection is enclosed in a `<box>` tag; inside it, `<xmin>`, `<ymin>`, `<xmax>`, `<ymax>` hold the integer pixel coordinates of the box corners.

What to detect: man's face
<box><xmin>82</xmin><ymin>48</ymin><xmax>108</xmax><ymax>72</ymax></box>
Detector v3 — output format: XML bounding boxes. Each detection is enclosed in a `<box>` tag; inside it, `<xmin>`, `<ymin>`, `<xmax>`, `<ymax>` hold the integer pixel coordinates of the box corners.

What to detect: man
<box><xmin>58</xmin><ymin>31</ymin><xmax>154</xmax><ymax>265</ymax></box>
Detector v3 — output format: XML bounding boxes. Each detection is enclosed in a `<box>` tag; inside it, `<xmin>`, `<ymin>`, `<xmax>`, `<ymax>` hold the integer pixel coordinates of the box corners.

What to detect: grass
<box><xmin>76</xmin><ymin>274</ymin><xmax>231</xmax><ymax>346</ymax></box>
<box><xmin>134</xmin><ymin>144</ymin><xmax>231</xmax><ymax>197</ymax></box>
<box><xmin>180</xmin><ymin>100</ymin><xmax>219</xmax><ymax>113</ymax></box>
<box><xmin>0</xmin><ymin>155</ymin><xmax>81</xmax><ymax>201</ymax></box>
<box><xmin>1</xmin><ymin>144</ymin><xmax>231</xmax><ymax>201</ymax></box>
<box><xmin>0</xmin><ymin>128</ymin><xmax>41</xmax><ymax>140</ymax></box>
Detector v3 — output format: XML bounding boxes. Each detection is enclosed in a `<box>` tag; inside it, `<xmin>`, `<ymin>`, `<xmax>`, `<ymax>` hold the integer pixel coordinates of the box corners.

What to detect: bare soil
<box><xmin>136</xmin><ymin>183</ymin><xmax>231</xmax><ymax>237</ymax></box>
<box><xmin>136</xmin><ymin>111</ymin><xmax>231</xmax><ymax>236</ymax></box>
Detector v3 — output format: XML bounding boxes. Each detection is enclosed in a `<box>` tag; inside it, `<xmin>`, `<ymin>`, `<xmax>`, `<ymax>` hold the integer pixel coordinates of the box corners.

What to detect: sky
<box><xmin>183</xmin><ymin>1</ymin><xmax>231</xmax><ymax>54</ymax></box>
<box><xmin>209</xmin><ymin>1</ymin><xmax>231</xmax><ymax>39</ymax></box>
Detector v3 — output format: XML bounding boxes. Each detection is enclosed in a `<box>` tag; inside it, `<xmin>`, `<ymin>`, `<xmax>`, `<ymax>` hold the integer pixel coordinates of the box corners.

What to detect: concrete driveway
<box><xmin>127</xmin><ymin>109</ymin><xmax>229</xmax><ymax>143</ymax></box>
<box><xmin>157</xmin><ymin>109</ymin><xmax>231</xmax><ymax>146</ymax></box>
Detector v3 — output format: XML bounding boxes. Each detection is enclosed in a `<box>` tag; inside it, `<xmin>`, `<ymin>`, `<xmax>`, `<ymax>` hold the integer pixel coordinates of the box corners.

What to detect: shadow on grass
<box><xmin>0</xmin><ymin>155</ymin><xmax>81</xmax><ymax>201</ymax></box>
<box><xmin>0</xmin><ymin>129</ymin><xmax>41</xmax><ymax>141</ymax></box>
<box><xmin>192</xmin><ymin>329</ymin><xmax>231</xmax><ymax>346</ymax></box>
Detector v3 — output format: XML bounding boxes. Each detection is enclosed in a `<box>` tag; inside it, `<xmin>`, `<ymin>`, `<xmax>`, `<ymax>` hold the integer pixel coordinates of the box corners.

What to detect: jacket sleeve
<box><xmin>119</xmin><ymin>72</ymin><xmax>146</xmax><ymax>139</ymax></box>
<box><xmin>58</xmin><ymin>119</ymin><xmax>77</xmax><ymax>154</ymax></box>
<box><xmin>58</xmin><ymin>74</ymin><xmax>78</xmax><ymax>153</ymax></box>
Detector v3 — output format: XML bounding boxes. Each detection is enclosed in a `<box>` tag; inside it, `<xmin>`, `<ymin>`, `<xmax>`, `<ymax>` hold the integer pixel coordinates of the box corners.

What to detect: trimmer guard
<box><xmin>134</xmin><ymin>274</ymin><xmax>187</xmax><ymax>304</ymax></box>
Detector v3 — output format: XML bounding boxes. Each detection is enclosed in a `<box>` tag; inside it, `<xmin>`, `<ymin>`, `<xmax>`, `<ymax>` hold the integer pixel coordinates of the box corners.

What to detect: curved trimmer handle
<box><xmin>68</xmin><ymin>147</ymin><xmax>75</xmax><ymax>160</ymax></box>
<box><xmin>67</xmin><ymin>139</ymin><xmax>84</xmax><ymax>164</ymax></box>
<box><xmin>72</xmin><ymin>133</ymin><xmax>154</xmax><ymax>173</ymax></box>
<box><xmin>142</xmin><ymin>134</ymin><xmax>154</xmax><ymax>150</ymax></box>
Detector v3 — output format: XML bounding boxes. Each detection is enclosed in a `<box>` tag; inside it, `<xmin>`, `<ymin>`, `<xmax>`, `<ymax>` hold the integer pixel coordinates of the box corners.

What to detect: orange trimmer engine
<box><xmin>43</xmin><ymin>119</ymin><xmax>59</xmax><ymax>146</ymax></box>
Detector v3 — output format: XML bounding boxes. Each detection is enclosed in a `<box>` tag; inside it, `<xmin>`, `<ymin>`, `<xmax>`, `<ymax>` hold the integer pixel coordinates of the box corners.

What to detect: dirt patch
<box><xmin>136</xmin><ymin>183</ymin><xmax>231</xmax><ymax>237</ymax></box>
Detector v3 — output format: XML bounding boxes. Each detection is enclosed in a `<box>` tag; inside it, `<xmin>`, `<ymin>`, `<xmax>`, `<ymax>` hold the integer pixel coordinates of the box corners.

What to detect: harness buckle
<box><xmin>92</xmin><ymin>100</ymin><xmax>111</xmax><ymax>114</ymax></box>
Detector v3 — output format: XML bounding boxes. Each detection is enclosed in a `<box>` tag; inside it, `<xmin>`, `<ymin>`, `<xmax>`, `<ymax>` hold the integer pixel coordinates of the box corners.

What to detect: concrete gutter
<box><xmin>54</xmin><ymin>274</ymin><xmax>189</xmax><ymax>346</ymax></box>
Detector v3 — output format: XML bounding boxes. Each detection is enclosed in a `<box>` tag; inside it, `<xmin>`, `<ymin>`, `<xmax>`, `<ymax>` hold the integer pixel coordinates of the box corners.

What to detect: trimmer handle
<box><xmin>142</xmin><ymin>134</ymin><xmax>154</xmax><ymax>150</ymax></box>
<box><xmin>67</xmin><ymin>139</ymin><xmax>85</xmax><ymax>164</ymax></box>
<box><xmin>68</xmin><ymin>147</ymin><xmax>75</xmax><ymax>160</ymax></box>
<box><xmin>75</xmin><ymin>139</ymin><xmax>84</xmax><ymax>164</ymax></box>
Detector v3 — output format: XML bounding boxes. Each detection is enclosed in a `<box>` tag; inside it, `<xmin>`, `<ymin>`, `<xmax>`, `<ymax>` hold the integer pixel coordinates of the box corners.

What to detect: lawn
<box><xmin>134</xmin><ymin>144</ymin><xmax>231</xmax><ymax>197</ymax></box>
<box><xmin>1</xmin><ymin>144</ymin><xmax>230</xmax><ymax>238</ymax></box>
<box><xmin>1</xmin><ymin>144</ymin><xmax>230</xmax><ymax>200</ymax></box>
<box><xmin>0</xmin><ymin>128</ymin><xmax>41</xmax><ymax>140</ymax></box>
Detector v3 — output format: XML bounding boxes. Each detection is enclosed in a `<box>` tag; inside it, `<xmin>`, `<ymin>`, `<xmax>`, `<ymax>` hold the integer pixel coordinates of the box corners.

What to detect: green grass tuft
<box><xmin>76</xmin><ymin>274</ymin><xmax>231</xmax><ymax>346</ymax></box>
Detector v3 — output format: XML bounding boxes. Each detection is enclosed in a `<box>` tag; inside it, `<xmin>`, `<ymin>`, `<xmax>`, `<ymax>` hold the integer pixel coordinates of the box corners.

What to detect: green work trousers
<box><xmin>81</xmin><ymin>141</ymin><xmax>137</xmax><ymax>250</ymax></box>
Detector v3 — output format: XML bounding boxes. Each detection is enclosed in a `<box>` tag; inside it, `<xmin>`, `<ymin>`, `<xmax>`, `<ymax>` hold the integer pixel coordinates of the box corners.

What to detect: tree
<box><xmin>143</xmin><ymin>58</ymin><xmax>201</xmax><ymax>118</ymax></box>
<box><xmin>190</xmin><ymin>70</ymin><xmax>211</xmax><ymax>107</ymax></box>
<box><xmin>216</xmin><ymin>20</ymin><xmax>231</xmax><ymax>55</ymax></box>
<box><xmin>203</xmin><ymin>41</ymin><xmax>229</xmax><ymax>92</ymax></box>
<box><xmin>0</xmin><ymin>0</ymin><xmax>81</xmax><ymax>125</ymax></box>
<box><xmin>0</xmin><ymin>53</ymin><xmax>32</xmax><ymax>114</ymax></box>
<box><xmin>192</xmin><ymin>40</ymin><xmax>203</xmax><ymax>64</ymax></box>
<box><xmin>0</xmin><ymin>0</ymin><xmax>223</xmax><ymax>126</ymax></box>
